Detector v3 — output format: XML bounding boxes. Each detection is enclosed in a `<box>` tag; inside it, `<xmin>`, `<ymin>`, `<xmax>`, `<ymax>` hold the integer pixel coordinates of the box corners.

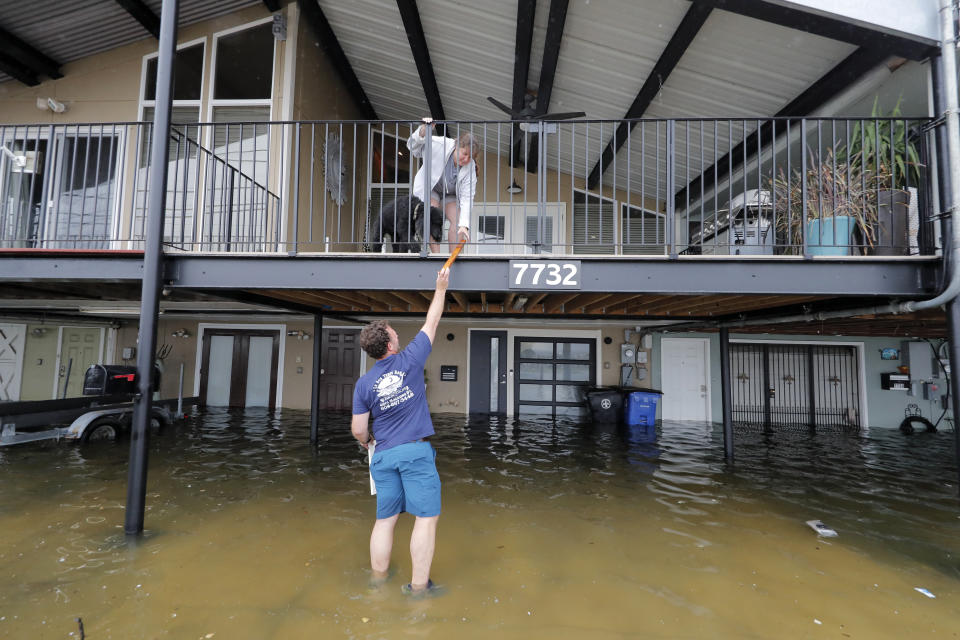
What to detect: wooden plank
<box><xmin>543</xmin><ymin>292</ymin><xmax>580</xmax><ymax>313</ymax></box>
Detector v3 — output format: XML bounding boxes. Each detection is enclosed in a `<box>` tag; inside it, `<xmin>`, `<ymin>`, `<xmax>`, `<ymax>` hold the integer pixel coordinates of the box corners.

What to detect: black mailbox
<box><xmin>83</xmin><ymin>364</ymin><xmax>160</xmax><ymax>396</ymax></box>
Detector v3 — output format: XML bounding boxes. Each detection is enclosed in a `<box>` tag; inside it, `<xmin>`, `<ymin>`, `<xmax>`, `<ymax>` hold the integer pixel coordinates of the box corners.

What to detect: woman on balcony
<box><xmin>407</xmin><ymin>119</ymin><xmax>479</xmax><ymax>252</ymax></box>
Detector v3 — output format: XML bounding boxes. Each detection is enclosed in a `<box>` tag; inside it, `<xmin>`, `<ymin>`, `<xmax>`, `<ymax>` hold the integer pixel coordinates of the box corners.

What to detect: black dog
<box><xmin>369</xmin><ymin>197</ymin><xmax>444</xmax><ymax>253</ymax></box>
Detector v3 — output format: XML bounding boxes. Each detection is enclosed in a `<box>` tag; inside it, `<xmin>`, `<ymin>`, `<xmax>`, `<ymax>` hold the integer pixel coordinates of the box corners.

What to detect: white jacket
<box><xmin>407</xmin><ymin>128</ymin><xmax>476</xmax><ymax>229</ymax></box>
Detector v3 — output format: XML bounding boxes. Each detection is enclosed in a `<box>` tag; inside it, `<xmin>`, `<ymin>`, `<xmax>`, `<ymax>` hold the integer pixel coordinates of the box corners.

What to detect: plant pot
<box><xmin>806</xmin><ymin>216</ymin><xmax>855</xmax><ymax>256</ymax></box>
<box><xmin>871</xmin><ymin>189</ymin><xmax>910</xmax><ymax>256</ymax></box>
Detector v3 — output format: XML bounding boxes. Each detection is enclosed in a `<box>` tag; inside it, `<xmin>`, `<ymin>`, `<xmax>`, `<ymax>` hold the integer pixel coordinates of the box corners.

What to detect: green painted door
<box><xmin>58</xmin><ymin>328</ymin><xmax>101</xmax><ymax>398</ymax></box>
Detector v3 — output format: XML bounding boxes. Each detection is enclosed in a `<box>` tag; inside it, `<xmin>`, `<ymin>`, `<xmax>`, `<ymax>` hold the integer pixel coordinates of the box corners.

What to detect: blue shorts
<box><xmin>370</xmin><ymin>440</ymin><xmax>441</xmax><ymax>519</ymax></box>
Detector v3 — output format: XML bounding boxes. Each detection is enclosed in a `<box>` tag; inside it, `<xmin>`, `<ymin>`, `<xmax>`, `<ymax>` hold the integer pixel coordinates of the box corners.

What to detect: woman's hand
<box><xmin>457</xmin><ymin>226</ymin><xmax>470</xmax><ymax>242</ymax></box>
<box><xmin>418</xmin><ymin>117</ymin><xmax>435</xmax><ymax>137</ymax></box>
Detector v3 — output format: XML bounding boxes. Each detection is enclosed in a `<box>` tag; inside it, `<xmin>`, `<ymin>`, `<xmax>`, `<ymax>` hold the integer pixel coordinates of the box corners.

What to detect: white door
<box><xmin>55</xmin><ymin>327</ymin><xmax>103</xmax><ymax>398</ymax></box>
<box><xmin>0</xmin><ymin>324</ymin><xmax>26</xmax><ymax>401</ymax></box>
<box><xmin>660</xmin><ymin>338</ymin><xmax>711</xmax><ymax>422</ymax></box>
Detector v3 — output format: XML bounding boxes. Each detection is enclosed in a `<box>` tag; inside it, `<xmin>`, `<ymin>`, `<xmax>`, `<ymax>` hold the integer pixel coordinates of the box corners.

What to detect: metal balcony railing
<box><xmin>0</xmin><ymin>117</ymin><xmax>937</xmax><ymax>258</ymax></box>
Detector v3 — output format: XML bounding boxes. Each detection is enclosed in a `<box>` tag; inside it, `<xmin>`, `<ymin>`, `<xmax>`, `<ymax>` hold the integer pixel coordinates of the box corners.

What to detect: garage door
<box><xmin>515</xmin><ymin>337</ymin><xmax>596</xmax><ymax>418</ymax></box>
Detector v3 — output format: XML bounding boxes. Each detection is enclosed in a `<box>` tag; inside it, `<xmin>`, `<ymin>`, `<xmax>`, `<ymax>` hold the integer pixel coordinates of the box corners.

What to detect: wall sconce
<box><xmin>36</xmin><ymin>97</ymin><xmax>67</xmax><ymax>113</ymax></box>
<box><xmin>505</xmin><ymin>178</ymin><xmax>522</xmax><ymax>194</ymax></box>
<box><xmin>171</xmin><ymin>328</ymin><xmax>191</xmax><ymax>338</ymax></box>
<box><xmin>31</xmin><ymin>327</ymin><xmax>48</xmax><ymax>336</ymax></box>
<box><xmin>287</xmin><ymin>329</ymin><xmax>311</xmax><ymax>340</ymax></box>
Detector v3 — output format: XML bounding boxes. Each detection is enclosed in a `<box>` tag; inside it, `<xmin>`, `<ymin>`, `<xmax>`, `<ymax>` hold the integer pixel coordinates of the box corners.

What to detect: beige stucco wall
<box><xmin>99</xmin><ymin>315</ymin><xmax>650</xmax><ymax>413</ymax></box>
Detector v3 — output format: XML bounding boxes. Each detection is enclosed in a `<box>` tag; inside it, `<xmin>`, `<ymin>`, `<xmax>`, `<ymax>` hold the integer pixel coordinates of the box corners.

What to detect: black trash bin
<box><xmin>586</xmin><ymin>387</ymin><xmax>624</xmax><ymax>423</ymax></box>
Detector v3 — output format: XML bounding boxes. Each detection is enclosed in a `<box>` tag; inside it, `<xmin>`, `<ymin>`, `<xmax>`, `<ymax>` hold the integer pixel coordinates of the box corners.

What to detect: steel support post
<box><xmin>948</xmin><ymin>301</ymin><xmax>960</xmax><ymax>490</ymax></box>
<box><xmin>125</xmin><ymin>0</ymin><xmax>178</xmax><ymax>536</ymax></box>
<box><xmin>719</xmin><ymin>327</ymin><xmax>734</xmax><ymax>461</ymax></box>
<box><xmin>310</xmin><ymin>314</ymin><xmax>324</xmax><ymax>445</ymax></box>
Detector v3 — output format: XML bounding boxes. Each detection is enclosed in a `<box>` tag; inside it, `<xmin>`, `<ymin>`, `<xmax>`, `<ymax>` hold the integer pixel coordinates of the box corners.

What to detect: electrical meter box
<box><xmin>901</xmin><ymin>341</ymin><xmax>937</xmax><ymax>380</ymax></box>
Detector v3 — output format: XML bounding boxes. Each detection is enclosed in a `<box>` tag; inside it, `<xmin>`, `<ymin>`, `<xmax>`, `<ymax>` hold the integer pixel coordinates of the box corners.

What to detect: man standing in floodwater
<box><xmin>351</xmin><ymin>267</ymin><xmax>449</xmax><ymax>596</ymax></box>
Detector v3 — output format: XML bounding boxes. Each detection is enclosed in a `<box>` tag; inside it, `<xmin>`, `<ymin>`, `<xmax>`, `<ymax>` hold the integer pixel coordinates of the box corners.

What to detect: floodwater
<box><xmin>1</xmin><ymin>410</ymin><xmax>959</xmax><ymax>639</ymax></box>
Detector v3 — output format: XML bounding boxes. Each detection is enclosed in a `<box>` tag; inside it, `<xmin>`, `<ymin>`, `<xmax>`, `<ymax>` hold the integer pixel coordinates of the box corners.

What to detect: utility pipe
<box><xmin>907</xmin><ymin>0</ymin><xmax>960</xmax><ymax>313</ymax></box>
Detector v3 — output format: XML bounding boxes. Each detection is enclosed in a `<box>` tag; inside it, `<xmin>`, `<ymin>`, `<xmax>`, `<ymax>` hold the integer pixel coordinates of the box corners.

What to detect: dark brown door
<box><xmin>319</xmin><ymin>329</ymin><xmax>361</xmax><ymax>410</ymax></box>
<box><xmin>200</xmin><ymin>329</ymin><xmax>280</xmax><ymax>408</ymax></box>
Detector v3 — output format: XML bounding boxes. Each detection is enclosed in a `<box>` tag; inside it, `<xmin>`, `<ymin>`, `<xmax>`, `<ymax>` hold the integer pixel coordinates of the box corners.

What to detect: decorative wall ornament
<box><xmin>324</xmin><ymin>132</ymin><xmax>348</xmax><ymax>205</ymax></box>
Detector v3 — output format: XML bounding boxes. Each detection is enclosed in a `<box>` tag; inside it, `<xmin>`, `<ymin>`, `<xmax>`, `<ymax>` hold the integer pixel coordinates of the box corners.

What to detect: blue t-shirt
<box><xmin>352</xmin><ymin>331</ymin><xmax>434</xmax><ymax>452</ymax></box>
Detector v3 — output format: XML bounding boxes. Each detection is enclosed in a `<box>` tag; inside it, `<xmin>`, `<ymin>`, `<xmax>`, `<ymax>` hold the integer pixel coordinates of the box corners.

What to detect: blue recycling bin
<box><xmin>625</xmin><ymin>390</ymin><xmax>662</xmax><ymax>426</ymax></box>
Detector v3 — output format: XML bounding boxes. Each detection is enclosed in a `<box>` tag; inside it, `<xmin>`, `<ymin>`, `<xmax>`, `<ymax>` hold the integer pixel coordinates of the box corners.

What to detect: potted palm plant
<box><xmin>770</xmin><ymin>148</ymin><xmax>890</xmax><ymax>256</ymax></box>
<box><xmin>835</xmin><ymin>98</ymin><xmax>922</xmax><ymax>255</ymax></box>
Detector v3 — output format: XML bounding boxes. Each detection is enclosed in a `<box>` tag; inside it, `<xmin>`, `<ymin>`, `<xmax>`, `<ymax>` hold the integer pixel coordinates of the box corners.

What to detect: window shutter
<box><xmin>622</xmin><ymin>204</ymin><xmax>665</xmax><ymax>255</ymax></box>
<box><xmin>573</xmin><ymin>191</ymin><xmax>615</xmax><ymax>254</ymax></box>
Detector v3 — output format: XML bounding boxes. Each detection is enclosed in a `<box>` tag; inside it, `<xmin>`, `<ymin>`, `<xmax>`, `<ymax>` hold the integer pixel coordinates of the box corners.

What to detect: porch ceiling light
<box><xmin>506</xmin><ymin>179</ymin><xmax>522</xmax><ymax>194</ymax></box>
<box><xmin>77</xmin><ymin>306</ymin><xmax>151</xmax><ymax>315</ymax></box>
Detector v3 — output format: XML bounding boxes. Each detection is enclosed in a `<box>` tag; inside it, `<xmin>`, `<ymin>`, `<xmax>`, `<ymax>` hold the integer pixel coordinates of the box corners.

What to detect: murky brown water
<box><xmin>1</xmin><ymin>410</ymin><xmax>959</xmax><ymax>639</ymax></box>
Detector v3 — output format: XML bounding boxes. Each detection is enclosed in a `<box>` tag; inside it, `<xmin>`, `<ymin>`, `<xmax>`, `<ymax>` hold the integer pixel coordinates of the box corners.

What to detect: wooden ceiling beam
<box><xmin>392</xmin><ymin>290</ymin><xmax>428</xmax><ymax>311</ymax></box>
<box><xmin>451</xmin><ymin>292</ymin><xmax>470</xmax><ymax>312</ymax></box>
<box><xmin>543</xmin><ymin>292</ymin><xmax>581</xmax><ymax>313</ymax></box>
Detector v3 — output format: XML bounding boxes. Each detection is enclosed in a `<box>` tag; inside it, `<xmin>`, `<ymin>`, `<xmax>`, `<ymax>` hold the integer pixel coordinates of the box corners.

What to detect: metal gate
<box><xmin>730</xmin><ymin>343</ymin><xmax>861</xmax><ymax>430</ymax></box>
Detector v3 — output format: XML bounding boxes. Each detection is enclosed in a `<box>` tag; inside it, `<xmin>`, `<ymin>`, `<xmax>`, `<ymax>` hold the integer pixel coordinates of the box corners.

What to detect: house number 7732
<box><xmin>508</xmin><ymin>260</ymin><xmax>581</xmax><ymax>289</ymax></box>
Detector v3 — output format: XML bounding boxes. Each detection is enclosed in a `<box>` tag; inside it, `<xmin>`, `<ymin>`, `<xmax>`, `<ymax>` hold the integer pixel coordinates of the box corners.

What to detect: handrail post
<box><xmin>290</xmin><ymin>122</ymin><xmax>300</xmax><ymax>256</ymax></box>
<box><xmin>421</xmin><ymin>117</ymin><xmax>432</xmax><ymax>257</ymax></box>
<box><xmin>666</xmin><ymin>120</ymin><xmax>677</xmax><ymax>258</ymax></box>
<box><xmin>226</xmin><ymin>168</ymin><xmax>235</xmax><ymax>252</ymax></box>
<box><xmin>801</xmin><ymin>118</ymin><xmax>810</xmax><ymax>259</ymax></box>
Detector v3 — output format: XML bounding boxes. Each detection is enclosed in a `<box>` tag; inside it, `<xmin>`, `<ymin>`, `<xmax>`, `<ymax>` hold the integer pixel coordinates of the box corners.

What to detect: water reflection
<box><xmin>0</xmin><ymin>409</ymin><xmax>958</xmax><ymax>638</ymax></box>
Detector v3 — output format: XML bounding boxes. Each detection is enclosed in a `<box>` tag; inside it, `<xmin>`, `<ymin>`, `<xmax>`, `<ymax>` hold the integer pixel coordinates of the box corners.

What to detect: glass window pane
<box><xmin>517</xmin><ymin>403</ymin><xmax>553</xmax><ymax>415</ymax></box>
<box><xmin>214</xmin><ymin>23</ymin><xmax>274</xmax><ymax>100</ymax></box>
<box><xmin>556</xmin><ymin>342</ymin><xmax>590</xmax><ymax>360</ymax></box>
<box><xmin>519</xmin><ymin>341</ymin><xmax>553</xmax><ymax>359</ymax></box>
<box><xmin>245</xmin><ymin>336</ymin><xmax>273</xmax><ymax>406</ymax></box>
<box><xmin>556</xmin><ymin>363</ymin><xmax>590</xmax><ymax>381</ymax></box>
<box><xmin>556</xmin><ymin>405</ymin><xmax>588</xmax><ymax>418</ymax></box>
<box><xmin>372</xmin><ymin>132</ymin><xmax>411</xmax><ymax>184</ymax></box>
<box><xmin>556</xmin><ymin>385</ymin><xmax>586</xmax><ymax>403</ymax></box>
<box><xmin>519</xmin><ymin>362</ymin><xmax>553</xmax><ymax>380</ymax></box>
<box><xmin>206</xmin><ymin>335</ymin><xmax>234</xmax><ymax>406</ymax></box>
<box><xmin>145</xmin><ymin>43</ymin><xmax>204</xmax><ymax>101</ymax></box>
<box><xmin>519</xmin><ymin>384</ymin><xmax>552</xmax><ymax>401</ymax></box>
<box><xmin>51</xmin><ymin>134</ymin><xmax>120</xmax><ymax>248</ymax></box>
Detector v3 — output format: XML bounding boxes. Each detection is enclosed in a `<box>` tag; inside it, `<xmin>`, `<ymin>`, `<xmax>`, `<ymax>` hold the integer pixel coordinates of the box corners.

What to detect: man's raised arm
<box><xmin>419</xmin><ymin>267</ymin><xmax>450</xmax><ymax>344</ymax></box>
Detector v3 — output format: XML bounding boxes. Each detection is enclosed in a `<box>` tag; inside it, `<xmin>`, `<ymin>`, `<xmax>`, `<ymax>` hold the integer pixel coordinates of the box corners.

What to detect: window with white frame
<box><xmin>209</xmin><ymin>21</ymin><xmax>275</xmax><ymax>184</ymax></box>
<box><xmin>141</xmin><ymin>40</ymin><xmax>205</xmax><ymax>140</ymax></box>
<box><xmin>470</xmin><ymin>202</ymin><xmax>561</xmax><ymax>255</ymax></box>
<box><xmin>206</xmin><ymin>20</ymin><xmax>277</xmax><ymax>249</ymax></box>
<box><xmin>137</xmin><ymin>41</ymin><xmax>205</xmax><ymax>244</ymax></box>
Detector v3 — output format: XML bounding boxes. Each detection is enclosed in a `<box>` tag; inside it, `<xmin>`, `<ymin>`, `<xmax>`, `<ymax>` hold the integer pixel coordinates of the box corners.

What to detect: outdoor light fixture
<box><xmin>78</xmin><ymin>306</ymin><xmax>141</xmax><ymax>315</ymax></box>
<box><xmin>171</xmin><ymin>328</ymin><xmax>191</xmax><ymax>338</ymax></box>
<box><xmin>505</xmin><ymin>179</ymin><xmax>522</xmax><ymax>194</ymax></box>
<box><xmin>287</xmin><ymin>329</ymin><xmax>311</xmax><ymax>340</ymax></box>
<box><xmin>36</xmin><ymin>97</ymin><xmax>67</xmax><ymax>113</ymax></box>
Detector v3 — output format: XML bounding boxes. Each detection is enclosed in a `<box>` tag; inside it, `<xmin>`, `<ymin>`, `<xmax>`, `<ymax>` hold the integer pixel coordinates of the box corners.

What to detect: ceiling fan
<box><xmin>487</xmin><ymin>95</ymin><xmax>585</xmax><ymax>172</ymax></box>
<box><xmin>486</xmin><ymin>95</ymin><xmax>585</xmax><ymax>123</ymax></box>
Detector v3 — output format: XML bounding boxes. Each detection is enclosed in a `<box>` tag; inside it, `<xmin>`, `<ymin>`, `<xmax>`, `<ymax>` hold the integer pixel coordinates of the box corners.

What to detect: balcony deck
<box><xmin>0</xmin><ymin>116</ymin><xmax>944</xmax><ymax>328</ymax></box>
